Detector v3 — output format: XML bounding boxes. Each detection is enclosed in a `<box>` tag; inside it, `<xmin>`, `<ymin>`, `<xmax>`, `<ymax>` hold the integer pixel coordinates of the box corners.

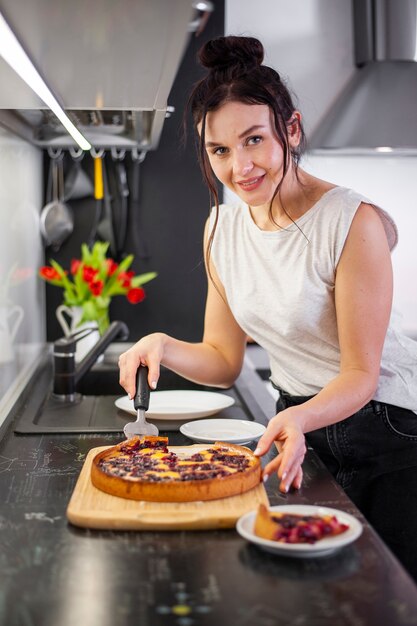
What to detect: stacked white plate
<box><xmin>115</xmin><ymin>390</ymin><xmax>235</xmax><ymax>431</ymax></box>
<box><xmin>180</xmin><ymin>418</ymin><xmax>266</xmax><ymax>444</ymax></box>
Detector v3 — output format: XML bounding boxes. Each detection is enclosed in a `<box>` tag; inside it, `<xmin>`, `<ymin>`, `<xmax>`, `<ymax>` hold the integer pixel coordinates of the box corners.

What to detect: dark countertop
<box><xmin>1</xmin><ymin>347</ymin><xmax>416</xmax><ymax>625</ymax></box>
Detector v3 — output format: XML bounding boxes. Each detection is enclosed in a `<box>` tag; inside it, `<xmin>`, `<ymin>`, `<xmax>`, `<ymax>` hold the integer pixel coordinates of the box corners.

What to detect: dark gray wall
<box><xmin>45</xmin><ymin>1</ymin><xmax>224</xmax><ymax>344</ymax></box>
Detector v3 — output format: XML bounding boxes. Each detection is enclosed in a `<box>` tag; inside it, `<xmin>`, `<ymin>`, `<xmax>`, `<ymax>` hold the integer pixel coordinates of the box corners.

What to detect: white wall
<box><xmin>304</xmin><ymin>154</ymin><xmax>417</xmax><ymax>337</ymax></box>
<box><xmin>226</xmin><ymin>0</ymin><xmax>417</xmax><ymax>337</ymax></box>
<box><xmin>0</xmin><ymin>127</ymin><xmax>45</xmax><ymax>418</ymax></box>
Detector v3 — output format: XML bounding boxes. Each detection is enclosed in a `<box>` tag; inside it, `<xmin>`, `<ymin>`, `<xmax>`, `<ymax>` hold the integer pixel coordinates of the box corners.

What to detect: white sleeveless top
<box><xmin>209</xmin><ymin>186</ymin><xmax>417</xmax><ymax>411</ymax></box>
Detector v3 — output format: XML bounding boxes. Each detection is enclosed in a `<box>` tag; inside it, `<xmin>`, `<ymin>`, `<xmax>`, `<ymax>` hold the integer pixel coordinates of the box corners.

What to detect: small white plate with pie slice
<box><xmin>236</xmin><ymin>505</ymin><xmax>363</xmax><ymax>558</ymax></box>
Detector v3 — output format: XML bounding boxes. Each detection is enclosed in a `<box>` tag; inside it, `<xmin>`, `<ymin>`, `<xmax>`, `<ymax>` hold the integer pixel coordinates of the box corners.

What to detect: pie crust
<box><xmin>91</xmin><ymin>435</ymin><xmax>261</xmax><ymax>502</ymax></box>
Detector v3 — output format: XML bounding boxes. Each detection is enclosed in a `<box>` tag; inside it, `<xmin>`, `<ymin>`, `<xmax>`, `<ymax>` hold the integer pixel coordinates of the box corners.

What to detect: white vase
<box><xmin>56</xmin><ymin>305</ymin><xmax>102</xmax><ymax>363</ymax></box>
<box><xmin>0</xmin><ymin>304</ymin><xmax>24</xmax><ymax>364</ymax></box>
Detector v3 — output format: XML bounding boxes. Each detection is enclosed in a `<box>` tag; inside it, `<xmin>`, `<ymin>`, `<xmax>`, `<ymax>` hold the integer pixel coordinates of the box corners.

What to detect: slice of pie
<box><xmin>254</xmin><ymin>504</ymin><xmax>349</xmax><ymax>544</ymax></box>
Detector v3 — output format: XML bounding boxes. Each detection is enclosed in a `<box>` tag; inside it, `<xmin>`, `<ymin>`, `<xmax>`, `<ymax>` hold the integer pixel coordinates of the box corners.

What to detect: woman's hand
<box><xmin>118</xmin><ymin>332</ymin><xmax>167</xmax><ymax>398</ymax></box>
<box><xmin>254</xmin><ymin>406</ymin><xmax>307</xmax><ymax>494</ymax></box>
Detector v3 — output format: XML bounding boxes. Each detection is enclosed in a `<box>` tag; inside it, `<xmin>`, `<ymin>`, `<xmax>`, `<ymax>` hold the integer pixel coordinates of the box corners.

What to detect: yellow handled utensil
<box><xmin>94</xmin><ymin>156</ymin><xmax>104</xmax><ymax>200</ymax></box>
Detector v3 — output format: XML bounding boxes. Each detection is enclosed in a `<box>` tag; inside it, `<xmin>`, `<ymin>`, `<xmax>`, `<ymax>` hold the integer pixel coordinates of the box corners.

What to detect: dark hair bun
<box><xmin>198</xmin><ymin>36</ymin><xmax>264</xmax><ymax>73</ymax></box>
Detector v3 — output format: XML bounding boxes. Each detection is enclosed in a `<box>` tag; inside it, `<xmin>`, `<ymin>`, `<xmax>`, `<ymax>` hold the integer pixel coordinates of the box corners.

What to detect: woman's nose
<box><xmin>233</xmin><ymin>150</ymin><xmax>254</xmax><ymax>178</ymax></box>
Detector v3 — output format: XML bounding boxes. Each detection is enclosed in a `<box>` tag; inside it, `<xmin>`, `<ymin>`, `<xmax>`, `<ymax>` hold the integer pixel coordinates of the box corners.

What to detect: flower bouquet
<box><xmin>39</xmin><ymin>241</ymin><xmax>157</xmax><ymax>334</ymax></box>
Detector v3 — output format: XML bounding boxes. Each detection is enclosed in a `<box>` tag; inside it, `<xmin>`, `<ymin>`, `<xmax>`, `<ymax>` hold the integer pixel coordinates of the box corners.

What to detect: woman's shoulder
<box><xmin>318</xmin><ymin>185</ymin><xmax>398</xmax><ymax>252</ymax></box>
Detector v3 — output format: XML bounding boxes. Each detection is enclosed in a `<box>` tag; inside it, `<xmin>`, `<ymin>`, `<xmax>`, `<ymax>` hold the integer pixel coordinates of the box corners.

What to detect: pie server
<box><xmin>123</xmin><ymin>365</ymin><xmax>159</xmax><ymax>438</ymax></box>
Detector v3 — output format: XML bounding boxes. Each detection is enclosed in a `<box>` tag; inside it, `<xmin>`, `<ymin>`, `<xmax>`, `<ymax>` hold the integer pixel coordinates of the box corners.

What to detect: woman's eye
<box><xmin>247</xmin><ymin>135</ymin><xmax>262</xmax><ymax>146</ymax></box>
<box><xmin>212</xmin><ymin>146</ymin><xmax>228</xmax><ymax>156</ymax></box>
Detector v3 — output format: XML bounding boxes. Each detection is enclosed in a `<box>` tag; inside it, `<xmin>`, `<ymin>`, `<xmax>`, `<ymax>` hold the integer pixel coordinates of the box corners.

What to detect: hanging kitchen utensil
<box><xmin>105</xmin><ymin>158</ymin><xmax>121</xmax><ymax>258</ymax></box>
<box><xmin>129</xmin><ymin>150</ymin><xmax>150</xmax><ymax>260</ymax></box>
<box><xmin>123</xmin><ymin>365</ymin><xmax>159</xmax><ymax>438</ymax></box>
<box><xmin>87</xmin><ymin>150</ymin><xmax>104</xmax><ymax>246</ymax></box>
<box><xmin>64</xmin><ymin>149</ymin><xmax>94</xmax><ymax>202</ymax></box>
<box><xmin>110</xmin><ymin>148</ymin><xmax>129</xmax><ymax>259</ymax></box>
<box><xmin>40</xmin><ymin>156</ymin><xmax>74</xmax><ymax>250</ymax></box>
<box><xmin>96</xmin><ymin>154</ymin><xmax>117</xmax><ymax>257</ymax></box>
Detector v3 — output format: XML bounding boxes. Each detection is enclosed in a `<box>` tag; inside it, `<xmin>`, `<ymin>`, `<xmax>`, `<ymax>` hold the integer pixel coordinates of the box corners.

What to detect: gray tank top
<box><xmin>209</xmin><ymin>186</ymin><xmax>417</xmax><ymax>411</ymax></box>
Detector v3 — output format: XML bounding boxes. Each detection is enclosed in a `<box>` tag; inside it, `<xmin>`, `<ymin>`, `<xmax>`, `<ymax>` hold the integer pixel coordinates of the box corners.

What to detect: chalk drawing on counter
<box><xmin>0</xmin><ymin>454</ymin><xmax>37</xmax><ymax>472</ymax></box>
<box><xmin>0</xmin><ymin>452</ymin><xmax>75</xmax><ymax>477</ymax></box>
<box><xmin>52</xmin><ymin>442</ymin><xmax>79</xmax><ymax>454</ymax></box>
<box><xmin>24</xmin><ymin>512</ymin><xmax>62</xmax><ymax>524</ymax></box>
<box><xmin>30</xmin><ymin>465</ymin><xmax>76</xmax><ymax>477</ymax></box>
<box><xmin>25</xmin><ymin>511</ymin><xmax>62</xmax><ymax>524</ymax></box>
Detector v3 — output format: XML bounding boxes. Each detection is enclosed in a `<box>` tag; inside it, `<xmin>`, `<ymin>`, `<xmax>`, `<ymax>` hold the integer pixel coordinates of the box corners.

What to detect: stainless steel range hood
<box><xmin>308</xmin><ymin>0</ymin><xmax>417</xmax><ymax>155</ymax></box>
<box><xmin>0</xmin><ymin>0</ymin><xmax>213</xmax><ymax>151</ymax></box>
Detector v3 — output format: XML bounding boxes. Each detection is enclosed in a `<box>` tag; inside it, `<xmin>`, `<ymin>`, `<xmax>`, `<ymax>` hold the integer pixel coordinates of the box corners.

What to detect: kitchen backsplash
<box><xmin>0</xmin><ymin>127</ymin><xmax>45</xmax><ymax>419</ymax></box>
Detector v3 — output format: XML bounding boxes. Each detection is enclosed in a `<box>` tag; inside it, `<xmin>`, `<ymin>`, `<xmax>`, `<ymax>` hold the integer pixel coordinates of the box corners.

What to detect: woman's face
<box><xmin>202</xmin><ymin>101</ymin><xmax>299</xmax><ymax>208</ymax></box>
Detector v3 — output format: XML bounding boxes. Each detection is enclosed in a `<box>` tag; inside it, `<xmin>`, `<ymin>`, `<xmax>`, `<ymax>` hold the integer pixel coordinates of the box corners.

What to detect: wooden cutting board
<box><xmin>67</xmin><ymin>444</ymin><xmax>269</xmax><ymax>531</ymax></box>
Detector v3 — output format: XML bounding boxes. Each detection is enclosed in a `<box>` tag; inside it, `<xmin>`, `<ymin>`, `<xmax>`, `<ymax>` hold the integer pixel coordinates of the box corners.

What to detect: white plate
<box><xmin>180</xmin><ymin>418</ymin><xmax>266</xmax><ymax>444</ymax></box>
<box><xmin>236</xmin><ymin>505</ymin><xmax>363</xmax><ymax>558</ymax></box>
<box><xmin>115</xmin><ymin>390</ymin><xmax>235</xmax><ymax>431</ymax></box>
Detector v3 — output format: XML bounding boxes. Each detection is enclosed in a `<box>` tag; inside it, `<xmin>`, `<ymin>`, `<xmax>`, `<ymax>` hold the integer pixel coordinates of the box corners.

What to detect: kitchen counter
<box><xmin>0</xmin><ymin>345</ymin><xmax>416</xmax><ymax>625</ymax></box>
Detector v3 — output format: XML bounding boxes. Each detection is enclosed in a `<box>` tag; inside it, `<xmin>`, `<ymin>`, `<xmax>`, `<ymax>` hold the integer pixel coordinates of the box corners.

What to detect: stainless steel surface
<box><xmin>124</xmin><ymin>407</ymin><xmax>159</xmax><ymax>438</ymax></box>
<box><xmin>308</xmin><ymin>0</ymin><xmax>417</xmax><ymax>155</ymax></box>
<box><xmin>0</xmin><ymin>0</ymin><xmax>213</xmax><ymax>150</ymax></box>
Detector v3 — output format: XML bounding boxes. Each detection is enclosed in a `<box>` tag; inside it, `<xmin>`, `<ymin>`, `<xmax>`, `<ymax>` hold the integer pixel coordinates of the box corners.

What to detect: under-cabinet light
<box><xmin>0</xmin><ymin>11</ymin><xmax>91</xmax><ymax>151</ymax></box>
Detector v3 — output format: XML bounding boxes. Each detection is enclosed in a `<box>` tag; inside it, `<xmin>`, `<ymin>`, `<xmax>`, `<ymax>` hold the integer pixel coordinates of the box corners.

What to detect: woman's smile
<box><xmin>236</xmin><ymin>174</ymin><xmax>266</xmax><ymax>192</ymax></box>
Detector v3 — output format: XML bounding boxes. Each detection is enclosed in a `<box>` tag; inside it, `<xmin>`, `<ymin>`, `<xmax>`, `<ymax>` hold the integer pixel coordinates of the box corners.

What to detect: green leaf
<box><xmin>116</xmin><ymin>254</ymin><xmax>134</xmax><ymax>273</ymax></box>
<box><xmin>101</xmin><ymin>254</ymin><xmax>134</xmax><ymax>295</ymax></box>
<box><xmin>130</xmin><ymin>272</ymin><xmax>158</xmax><ymax>287</ymax></box>
<box><xmin>105</xmin><ymin>284</ymin><xmax>127</xmax><ymax>296</ymax></box>
<box><xmin>47</xmin><ymin>259</ymin><xmax>66</xmax><ymax>274</ymax></box>
<box><xmin>49</xmin><ymin>260</ymin><xmax>75</xmax><ymax>296</ymax></box>
<box><xmin>64</xmin><ymin>292</ymin><xmax>81</xmax><ymax>306</ymax></box>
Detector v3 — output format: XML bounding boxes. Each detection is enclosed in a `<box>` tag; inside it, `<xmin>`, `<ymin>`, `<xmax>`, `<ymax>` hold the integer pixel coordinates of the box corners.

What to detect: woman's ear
<box><xmin>287</xmin><ymin>111</ymin><xmax>302</xmax><ymax>148</ymax></box>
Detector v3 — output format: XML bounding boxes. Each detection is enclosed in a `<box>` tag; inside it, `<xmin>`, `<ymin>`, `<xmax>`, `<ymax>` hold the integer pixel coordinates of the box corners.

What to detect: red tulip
<box><xmin>127</xmin><ymin>287</ymin><xmax>145</xmax><ymax>303</ymax></box>
<box><xmin>70</xmin><ymin>259</ymin><xmax>81</xmax><ymax>275</ymax></box>
<box><xmin>39</xmin><ymin>266</ymin><xmax>61</xmax><ymax>281</ymax></box>
<box><xmin>89</xmin><ymin>280</ymin><xmax>104</xmax><ymax>296</ymax></box>
<box><xmin>106</xmin><ymin>259</ymin><xmax>119</xmax><ymax>276</ymax></box>
<box><xmin>83</xmin><ymin>265</ymin><xmax>99</xmax><ymax>283</ymax></box>
<box><xmin>118</xmin><ymin>270</ymin><xmax>135</xmax><ymax>288</ymax></box>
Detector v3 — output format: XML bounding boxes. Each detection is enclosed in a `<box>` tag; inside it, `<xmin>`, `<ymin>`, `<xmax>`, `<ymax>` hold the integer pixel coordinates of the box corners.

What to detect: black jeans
<box><xmin>276</xmin><ymin>390</ymin><xmax>417</xmax><ymax>582</ymax></box>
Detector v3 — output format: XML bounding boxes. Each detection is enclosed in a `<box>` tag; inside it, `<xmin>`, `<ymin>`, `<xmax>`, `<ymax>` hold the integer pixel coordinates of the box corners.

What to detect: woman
<box><xmin>119</xmin><ymin>36</ymin><xmax>417</xmax><ymax>577</ymax></box>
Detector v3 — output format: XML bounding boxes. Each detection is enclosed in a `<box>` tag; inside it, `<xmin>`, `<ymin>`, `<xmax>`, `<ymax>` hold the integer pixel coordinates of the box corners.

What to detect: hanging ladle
<box><xmin>40</xmin><ymin>154</ymin><xmax>74</xmax><ymax>250</ymax></box>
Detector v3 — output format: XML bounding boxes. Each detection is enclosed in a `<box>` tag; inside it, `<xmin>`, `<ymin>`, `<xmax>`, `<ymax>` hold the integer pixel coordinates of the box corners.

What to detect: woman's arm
<box><xmin>119</xmin><ymin>220</ymin><xmax>247</xmax><ymax>397</ymax></box>
<box><xmin>256</xmin><ymin>202</ymin><xmax>393</xmax><ymax>491</ymax></box>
